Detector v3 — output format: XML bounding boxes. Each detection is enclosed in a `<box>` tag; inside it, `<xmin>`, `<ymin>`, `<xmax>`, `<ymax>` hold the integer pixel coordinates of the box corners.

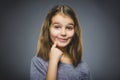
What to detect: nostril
<box><xmin>61</xmin><ymin>32</ymin><xmax>66</xmax><ymax>36</ymax></box>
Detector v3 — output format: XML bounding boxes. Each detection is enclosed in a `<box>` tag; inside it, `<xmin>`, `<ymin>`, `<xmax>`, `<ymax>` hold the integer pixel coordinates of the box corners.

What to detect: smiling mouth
<box><xmin>58</xmin><ymin>38</ymin><xmax>67</xmax><ymax>42</ymax></box>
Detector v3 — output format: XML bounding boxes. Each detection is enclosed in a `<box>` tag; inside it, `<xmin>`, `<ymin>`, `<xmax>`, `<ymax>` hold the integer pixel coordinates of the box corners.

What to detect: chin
<box><xmin>57</xmin><ymin>43</ymin><xmax>69</xmax><ymax>48</ymax></box>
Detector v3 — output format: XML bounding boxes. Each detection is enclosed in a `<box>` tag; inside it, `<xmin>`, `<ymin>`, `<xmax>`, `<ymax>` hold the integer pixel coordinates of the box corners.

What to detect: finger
<box><xmin>52</xmin><ymin>38</ymin><xmax>57</xmax><ymax>48</ymax></box>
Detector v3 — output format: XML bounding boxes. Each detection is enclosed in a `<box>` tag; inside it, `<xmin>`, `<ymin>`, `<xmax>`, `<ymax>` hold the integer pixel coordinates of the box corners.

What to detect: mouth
<box><xmin>57</xmin><ymin>38</ymin><xmax>67</xmax><ymax>42</ymax></box>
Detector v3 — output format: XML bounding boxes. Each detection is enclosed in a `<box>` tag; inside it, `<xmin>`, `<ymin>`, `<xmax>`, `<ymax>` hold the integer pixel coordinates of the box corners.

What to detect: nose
<box><xmin>61</xmin><ymin>28</ymin><xmax>66</xmax><ymax>36</ymax></box>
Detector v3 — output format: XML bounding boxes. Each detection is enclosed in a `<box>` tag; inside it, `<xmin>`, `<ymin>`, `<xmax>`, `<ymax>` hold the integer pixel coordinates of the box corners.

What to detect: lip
<box><xmin>57</xmin><ymin>38</ymin><xmax>67</xmax><ymax>42</ymax></box>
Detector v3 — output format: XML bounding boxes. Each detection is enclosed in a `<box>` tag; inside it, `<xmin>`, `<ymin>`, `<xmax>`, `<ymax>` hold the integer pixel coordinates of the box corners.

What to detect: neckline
<box><xmin>60</xmin><ymin>61</ymin><xmax>73</xmax><ymax>65</ymax></box>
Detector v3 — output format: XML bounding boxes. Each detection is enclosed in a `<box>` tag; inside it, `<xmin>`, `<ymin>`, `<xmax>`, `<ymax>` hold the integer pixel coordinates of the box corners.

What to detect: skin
<box><xmin>50</xmin><ymin>13</ymin><xmax>74</xmax><ymax>48</ymax></box>
<box><xmin>46</xmin><ymin>13</ymin><xmax>75</xmax><ymax>80</ymax></box>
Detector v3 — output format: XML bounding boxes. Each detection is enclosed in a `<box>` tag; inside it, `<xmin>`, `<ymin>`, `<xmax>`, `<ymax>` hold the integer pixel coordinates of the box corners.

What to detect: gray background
<box><xmin>0</xmin><ymin>0</ymin><xmax>120</xmax><ymax>80</ymax></box>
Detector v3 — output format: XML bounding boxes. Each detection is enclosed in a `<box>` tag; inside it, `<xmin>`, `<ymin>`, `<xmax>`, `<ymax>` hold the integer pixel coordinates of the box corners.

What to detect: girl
<box><xmin>30</xmin><ymin>4</ymin><xmax>90</xmax><ymax>80</ymax></box>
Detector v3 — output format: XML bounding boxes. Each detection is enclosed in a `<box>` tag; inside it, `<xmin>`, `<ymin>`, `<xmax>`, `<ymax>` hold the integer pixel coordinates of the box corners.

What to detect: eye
<box><xmin>54</xmin><ymin>25</ymin><xmax>61</xmax><ymax>29</ymax></box>
<box><xmin>66</xmin><ymin>26</ymin><xmax>74</xmax><ymax>30</ymax></box>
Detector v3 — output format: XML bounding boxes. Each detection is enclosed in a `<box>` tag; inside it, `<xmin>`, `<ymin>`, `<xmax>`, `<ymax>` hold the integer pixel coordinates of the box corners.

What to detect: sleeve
<box><xmin>84</xmin><ymin>68</ymin><xmax>91</xmax><ymax>80</ymax></box>
<box><xmin>30</xmin><ymin>56</ymin><xmax>46</xmax><ymax>80</ymax></box>
<box><xmin>80</xmin><ymin>61</ymin><xmax>92</xmax><ymax>80</ymax></box>
<box><xmin>86</xmin><ymin>64</ymin><xmax>92</xmax><ymax>80</ymax></box>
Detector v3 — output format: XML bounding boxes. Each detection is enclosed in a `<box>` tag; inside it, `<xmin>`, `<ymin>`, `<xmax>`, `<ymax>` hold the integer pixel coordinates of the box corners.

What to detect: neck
<box><xmin>60</xmin><ymin>54</ymin><xmax>73</xmax><ymax>64</ymax></box>
<box><xmin>57</xmin><ymin>46</ymin><xmax>67</xmax><ymax>52</ymax></box>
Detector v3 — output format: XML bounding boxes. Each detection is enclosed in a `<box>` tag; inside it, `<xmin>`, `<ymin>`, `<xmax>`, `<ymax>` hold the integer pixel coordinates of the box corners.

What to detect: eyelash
<box><xmin>54</xmin><ymin>26</ymin><xmax>61</xmax><ymax>29</ymax></box>
<box><xmin>66</xmin><ymin>27</ymin><xmax>73</xmax><ymax>30</ymax></box>
<box><xmin>53</xmin><ymin>26</ymin><xmax>73</xmax><ymax>30</ymax></box>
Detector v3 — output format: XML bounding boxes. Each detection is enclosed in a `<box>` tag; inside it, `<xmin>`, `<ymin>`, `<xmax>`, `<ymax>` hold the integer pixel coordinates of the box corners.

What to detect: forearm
<box><xmin>46</xmin><ymin>39</ymin><xmax>63</xmax><ymax>80</ymax></box>
<box><xmin>46</xmin><ymin>60</ymin><xmax>58</xmax><ymax>80</ymax></box>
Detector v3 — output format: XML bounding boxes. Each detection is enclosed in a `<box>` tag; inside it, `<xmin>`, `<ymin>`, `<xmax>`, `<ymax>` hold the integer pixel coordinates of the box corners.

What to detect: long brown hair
<box><xmin>37</xmin><ymin>4</ymin><xmax>82</xmax><ymax>66</ymax></box>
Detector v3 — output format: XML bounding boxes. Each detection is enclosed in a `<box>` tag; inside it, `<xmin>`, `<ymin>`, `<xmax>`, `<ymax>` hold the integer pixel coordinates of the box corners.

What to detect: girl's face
<box><xmin>50</xmin><ymin>14</ymin><xmax>75</xmax><ymax>48</ymax></box>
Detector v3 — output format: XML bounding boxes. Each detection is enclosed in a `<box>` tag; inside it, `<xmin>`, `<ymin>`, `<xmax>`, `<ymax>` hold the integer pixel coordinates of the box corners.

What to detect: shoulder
<box><xmin>31</xmin><ymin>55</ymin><xmax>44</xmax><ymax>63</ymax></box>
<box><xmin>30</xmin><ymin>56</ymin><xmax>48</xmax><ymax>80</ymax></box>
<box><xmin>31</xmin><ymin>55</ymin><xmax>48</xmax><ymax>69</ymax></box>
<box><xmin>77</xmin><ymin>61</ymin><xmax>90</xmax><ymax>77</ymax></box>
<box><xmin>78</xmin><ymin>61</ymin><xmax>89</xmax><ymax>71</ymax></box>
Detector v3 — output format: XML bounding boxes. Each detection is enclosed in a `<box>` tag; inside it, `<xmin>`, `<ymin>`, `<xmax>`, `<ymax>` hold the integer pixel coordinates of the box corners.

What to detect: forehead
<box><xmin>51</xmin><ymin>13</ymin><xmax>74</xmax><ymax>25</ymax></box>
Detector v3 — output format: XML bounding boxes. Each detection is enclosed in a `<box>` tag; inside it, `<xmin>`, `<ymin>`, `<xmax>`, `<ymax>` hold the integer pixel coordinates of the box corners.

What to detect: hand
<box><xmin>49</xmin><ymin>39</ymin><xmax>63</xmax><ymax>63</ymax></box>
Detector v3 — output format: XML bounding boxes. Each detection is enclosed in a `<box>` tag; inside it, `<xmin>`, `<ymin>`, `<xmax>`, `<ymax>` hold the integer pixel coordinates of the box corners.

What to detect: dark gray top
<box><xmin>30</xmin><ymin>56</ymin><xmax>91</xmax><ymax>80</ymax></box>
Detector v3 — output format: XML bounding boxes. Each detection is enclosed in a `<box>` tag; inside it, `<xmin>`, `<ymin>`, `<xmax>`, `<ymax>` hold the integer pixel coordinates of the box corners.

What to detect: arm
<box><xmin>46</xmin><ymin>58</ymin><xmax>58</xmax><ymax>80</ymax></box>
<box><xmin>46</xmin><ymin>39</ymin><xmax>63</xmax><ymax>80</ymax></box>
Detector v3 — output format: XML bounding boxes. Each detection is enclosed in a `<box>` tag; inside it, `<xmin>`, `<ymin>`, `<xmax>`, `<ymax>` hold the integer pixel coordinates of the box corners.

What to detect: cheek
<box><xmin>67</xmin><ymin>31</ymin><xmax>75</xmax><ymax>38</ymax></box>
<box><xmin>50</xmin><ymin>31</ymin><xmax>58</xmax><ymax>37</ymax></box>
<box><xmin>50</xmin><ymin>30</ymin><xmax>59</xmax><ymax>42</ymax></box>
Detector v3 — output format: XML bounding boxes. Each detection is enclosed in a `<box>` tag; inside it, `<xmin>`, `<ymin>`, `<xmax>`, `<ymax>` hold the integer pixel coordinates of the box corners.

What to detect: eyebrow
<box><xmin>51</xmin><ymin>22</ymin><xmax>74</xmax><ymax>26</ymax></box>
<box><xmin>51</xmin><ymin>22</ymin><xmax>60</xmax><ymax>25</ymax></box>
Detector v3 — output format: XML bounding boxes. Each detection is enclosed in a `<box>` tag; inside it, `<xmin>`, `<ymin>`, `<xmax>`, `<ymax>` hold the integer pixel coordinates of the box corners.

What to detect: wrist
<box><xmin>49</xmin><ymin>59</ymin><xmax>59</xmax><ymax>65</ymax></box>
